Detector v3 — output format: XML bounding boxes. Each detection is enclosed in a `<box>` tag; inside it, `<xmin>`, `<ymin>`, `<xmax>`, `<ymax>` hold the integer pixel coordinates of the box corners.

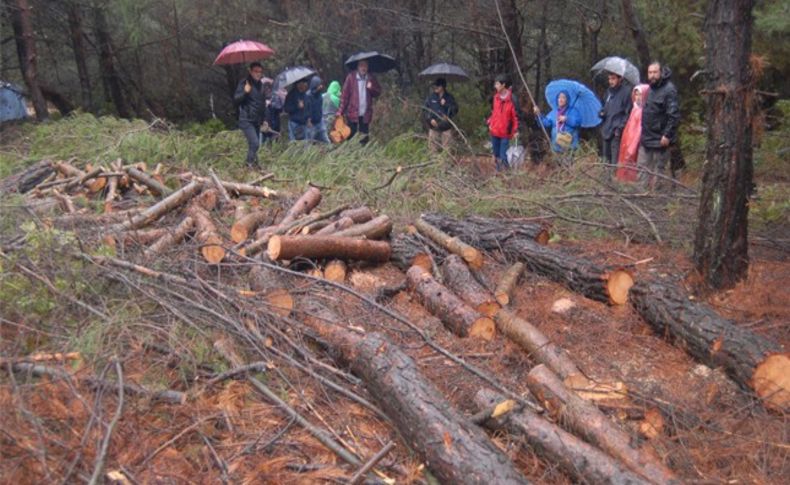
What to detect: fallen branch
<box><xmin>415</xmin><ymin>218</ymin><xmax>484</xmax><ymax>269</ymax></box>
<box><xmin>495</xmin><ymin>262</ymin><xmax>525</xmax><ymax>306</ymax></box>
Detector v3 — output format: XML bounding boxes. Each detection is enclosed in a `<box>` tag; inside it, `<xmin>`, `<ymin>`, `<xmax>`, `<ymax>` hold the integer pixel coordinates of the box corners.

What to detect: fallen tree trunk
<box><xmin>186</xmin><ymin>192</ymin><xmax>225</xmax><ymax>264</ymax></box>
<box><xmin>421</xmin><ymin>213</ymin><xmax>551</xmax><ymax>248</ymax></box>
<box><xmin>440</xmin><ymin>255</ymin><xmax>500</xmax><ymax>317</ymax></box>
<box><xmin>526</xmin><ymin>364</ymin><xmax>678</xmax><ymax>484</ymax></box>
<box><xmin>502</xmin><ymin>239</ymin><xmax>633</xmax><ymax>305</ymax></box>
<box><xmin>268</xmin><ymin>236</ymin><xmax>390</xmax><ymax>263</ymax></box>
<box><xmin>231</xmin><ymin>210</ymin><xmax>270</xmax><ymax>243</ymax></box>
<box><xmin>631</xmin><ymin>279</ymin><xmax>790</xmax><ymax>411</ymax></box>
<box><xmin>299</xmin><ymin>300</ymin><xmax>529</xmax><ymax>484</ymax></box>
<box><xmin>390</xmin><ymin>232</ymin><xmax>448</xmax><ymax>272</ymax></box>
<box><xmin>110</xmin><ymin>181</ymin><xmax>203</xmax><ymax>232</ymax></box>
<box><xmin>333</xmin><ymin>215</ymin><xmax>393</xmax><ymax>240</ymax></box>
<box><xmin>126</xmin><ymin>166</ymin><xmax>171</xmax><ymax>197</ymax></box>
<box><xmin>415</xmin><ymin>218</ymin><xmax>484</xmax><ymax>269</ymax></box>
<box><xmin>474</xmin><ymin>389</ymin><xmax>649</xmax><ymax>485</ymax></box>
<box><xmin>406</xmin><ymin>265</ymin><xmax>495</xmax><ymax>340</ymax></box>
<box><xmin>0</xmin><ymin>159</ymin><xmax>53</xmax><ymax>195</ymax></box>
<box><xmin>144</xmin><ymin>217</ymin><xmax>194</xmax><ymax>258</ymax></box>
<box><xmin>495</xmin><ymin>262</ymin><xmax>525</xmax><ymax>306</ymax></box>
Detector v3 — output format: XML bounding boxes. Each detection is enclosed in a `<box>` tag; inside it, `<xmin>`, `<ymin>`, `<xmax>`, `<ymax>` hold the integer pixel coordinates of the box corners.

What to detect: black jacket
<box><xmin>284</xmin><ymin>88</ymin><xmax>310</xmax><ymax>125</ymax></box>
<box><xmin>600</xmin><ymin>82</ymin><xmax>632</xmax><ymax>139</ymax></box>
<box><xmin>641</xmin><ymin>66</ymin><xmax>680</xmax><ymax>148</ymax></box>
<box><xmin>423</xmin><ymin>91</ymin><xmax>458</xmax><ymax>131</ymax></box>
<box><xmin>234</xmin><ymin>76</ymin><xmax>267</xmax><ymax>125</ymax></box>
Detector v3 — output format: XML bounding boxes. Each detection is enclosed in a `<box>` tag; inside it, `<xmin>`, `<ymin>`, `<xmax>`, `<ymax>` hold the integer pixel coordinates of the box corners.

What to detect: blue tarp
<box><xmin>1</xmin><ymin>81</ymin><xmax>29</xmax><ymax>123</ymax></box>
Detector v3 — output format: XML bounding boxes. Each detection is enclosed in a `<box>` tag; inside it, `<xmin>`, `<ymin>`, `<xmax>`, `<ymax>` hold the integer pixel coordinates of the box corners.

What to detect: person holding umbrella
<box><xmin>533</xmin><ymin>79</ymin><xmax>602</xmax><ymax>156</ymax></box>
<box><xmin>599</xmin><ymin>72</ymin><xmax>632</xmax><ymax>174</ymax></box>
<box><xmin>284</xmin><ymin>78</ymin><xmax>311</xmax><ymax>141</ymax></box>
<box><xmin>233</xmin><ymin>62</ymin><xmax>268</xmax><ymax>167</ymax></box>
<box><xmin>423</xmin><ymin>78</ymin><xmax>458</xmax><ymax>153</ymax></box>
<box><xmin>337</xmin><ymin>59</ymin><xmax>383</xmax><ymax>144</ymax></box>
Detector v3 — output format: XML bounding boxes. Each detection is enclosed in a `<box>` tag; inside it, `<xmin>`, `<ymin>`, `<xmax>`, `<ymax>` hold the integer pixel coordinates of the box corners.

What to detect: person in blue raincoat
<box><xmin>533</xmin><ymin>90</ymin><xmax>582</xmax><ymax>153</ymax></box>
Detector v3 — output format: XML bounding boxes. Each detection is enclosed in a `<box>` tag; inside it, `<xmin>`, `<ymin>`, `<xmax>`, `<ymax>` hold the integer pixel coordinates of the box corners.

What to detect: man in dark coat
<box><xmin>599</xmin><ymin>73</ymin><xmax>632</xmax><ymax>174</ymax></box>
<box><xmin>233</xmin><ymin>62</ymin><xmax>267</xmax><ymax>167</ymax></box>
<box><xmin>423</xmin><ymin>78</ymin><xmax>458</xmax><ymax>153</ymax></box>
<box><xmin>337</xmin><ymin>60</ymin><xmax>382</xmax><ymax>144</ymax></box>
<box><xmin>638</xmin><ymin>61</ymin><xmax>680</xmax><ymax>190</ymax></box>
<box><xmin>284</xmin><ymin>78</ymin><xmax>310</xmax><ymax>141</ymax></box>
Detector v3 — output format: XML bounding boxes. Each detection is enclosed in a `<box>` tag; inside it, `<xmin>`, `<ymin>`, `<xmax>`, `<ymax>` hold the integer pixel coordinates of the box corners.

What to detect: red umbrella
<box><xmin>213</xmin><ymin>40</ymin><xmax>275</xmax><ymax>66</ymax></box>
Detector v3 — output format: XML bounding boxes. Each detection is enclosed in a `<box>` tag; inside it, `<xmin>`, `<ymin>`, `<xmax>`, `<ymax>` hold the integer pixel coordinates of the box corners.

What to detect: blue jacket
<box><xmin>284</xmin><ymin>87</ymin><xmax>310</xmax><ymax>125</ymax></box>
<box><xmin>539</xmin><ymin>90</ymin><xmax>582</xmax><ymax>152</ymax></box>
<box><xmin>307</xmin><ymin>76</ymin><xmax>324</xmax><ymax>125</ymax></box>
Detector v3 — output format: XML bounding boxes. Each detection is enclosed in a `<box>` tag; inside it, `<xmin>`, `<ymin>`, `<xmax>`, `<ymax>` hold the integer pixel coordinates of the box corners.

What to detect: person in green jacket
<box><xmin>322</xmin><ymin>81</ymin><xmax>342</xmax><ymax>136</ymax></box>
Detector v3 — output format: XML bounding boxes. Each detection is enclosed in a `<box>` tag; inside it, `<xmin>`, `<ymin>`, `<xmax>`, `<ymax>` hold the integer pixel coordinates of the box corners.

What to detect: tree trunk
<box><xmin>620</xmin><ymin>0</ymin><xmax>652</xmax><ymax>71</ymax></box>
<box><xmin>474</xmin><ymin>389</ymin><xmax>649</xmax><ymax>485</ymax></box>
<box><xmin>8</xmin><ymin>0</ymin><xmax>48</xmax><ymax>120</ymax></box>
<box><xmin>500</xmin><ymin>0</ymin><xmax>523</xmax><ymax>75</ymax></box>
<box><xmin>406</xmin><ymin>265</ymin><xmax>495</xmax><ymax>340</ymax></box>
<box><xmin>526</xmin><ymin>365</ymin><xmax>679</xmax><ymax>484</ymax></box>
<box><xmin>93</xmin><ymin>3</ymin><xmax>130</xmax><ymax>118</ymax></box>
<box><xmin>66</xmin><ymin>2</ymin><xmax>92</xmax><ymax>110</ymax></box>
<box><xmin>299</xmin><ymin>300</ymin><xmax>529</xmax><ymax>485</ymax></box>
<box><xmin>421</xmin><ymin>213</ymin><xmax>550</xmax><ymax>249</ymax></box>
<box><xmin>630</xmin><ymin>278</ymin><xmax>789</xmax><ymax>411</ymax></box>
<box><xmin>267</xmin><ymin>236</ymin><xmax>391</xmax><ymax>263</ymax></box>
<box><xmin>440</xmin><ymin>255</ymin><xmax>500</xmax><ymax>317</ymax></box>
<box><xmin>389</xmin><ymin>233</ymin><xmax>447</xmax><ymax>272</ymax></box>
<box><xmin>693</xmin><ymin>0</ymin><xmax>755</xmax><ymax>289</ymax></box>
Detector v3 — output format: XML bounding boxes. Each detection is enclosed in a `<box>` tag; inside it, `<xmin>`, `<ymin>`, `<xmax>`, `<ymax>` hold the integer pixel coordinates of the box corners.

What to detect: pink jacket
<box><xmin>338</xmin><ymin>70</ymin><xmax>382</xmax><ymax>124</ymax></box>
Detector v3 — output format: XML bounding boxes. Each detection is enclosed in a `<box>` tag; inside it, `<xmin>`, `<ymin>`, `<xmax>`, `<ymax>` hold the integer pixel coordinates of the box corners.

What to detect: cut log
<box><xmin>473</xmin><ymin>389</ymin><xmax>649</xmax><ymax>485</ymax></box>
<box><xmin>54</xmin><ymin>160</ymin><xmax>85</xmax><ymax>178</ymax></box>
<box><xmin>299</xmin><ymin>300</ymin><xmax>529</xmax><ymax>485</ymax></box>
<box><xmin>268</xmin><ymin>236</ymin><xmax>390</xmax><ymax>263</ymax></box>
<box><xmin>193</xmin><ymin>187</ymin><xmax>219</xmax><ymax>211</ymax></box>
<box><xmin>205</xmin><ymin>179</ymin><xmax>277</xmax><ymax>199</ymax></box>
<box><xmin>110</xmin><ymin>181</ymin><xmax>203</xmax><ymax>232</ymax></box>
<box><xmin>313</xmin><ymin>216</ymin><xmax>354</xmax><ymax>235</ymax></box>
<box><xmin>126</xmin><ymin>166</ymin><xmax>171</xmax><ymax>197</ymax></box>
<box><xmin>286</xmin><ymin>204</ymin><xmax>351</xmax><ymax>235</ymax></box>
<box><xmin>503</xmin><ymin>238</ymin><xmax>633</xmax><ymax>305</ymax></box>
<box><xmin>231</xmin><ymin>210</ymin><xmax>270</xmax><ymax>243</ymax></box>
<box><xmin>631</xmin><ymin>279</ymin><xmax>790</xmax><ymax>411</ymax></box>
<box><xmin>390</xmin><ymin>232</ymin><xmax>448</xmax><ymax>272</ymax></box>
<box><xmin>186</xmin><ymin>197</ymin><xmax>225</xmax><ymax>264</ymax></box>
<box><xmin>52</xmin><ymin>190</ymin><xmax>76</xmax><ymax>213</ymax></box>
<box><xmin>104</xmin><ymin>172</ymin><xmax>118</xmax><ymax>213</ymax></box>
<box><xmin>116</xmin><ymin>227</ymin><xmax>170</xmax><ymax>246</ymax></box>
<box><xmin>495</xmin><ymin>262</ymin><xmax>525</xmax><ymax>306</ymax></box>
<box><xmin>0</xmin><ymin>159</ymin><xmax>54</xmax><ymax>195</ymax></box>
<box><xmin>64</xmin><ymin>166</ymin><xmax>102</xmax><ymax>192</ymax></box>
<box><xmin>208</xmin><ymin>168</ymin><xmax>231</xmax><ymax>204</ymax></box>
<box><xmin>248</xmin><ymin>264</ymin><xmax>294</xmax><ymax>317</ymax></box>
<box><xmin>143</xmin><ymin>217</ymin><xmax>194</xmax><ymax>259</ymax></box>
<box><xmin>526</xmin><ymin>364</ymin><xmax>678</xmax><ymax>484</ymax></box>
<box><xmin>279</xmin><ymin>186</ymin><xmax>321</xmax><ymax>226</ymax></box>
<box><xmin>324</xmin><ymin>260</ymin><xmax>347</xmax><ymax>282</ymax></box>
<box><xmin>421</xmin><ymin>213</ymin><xmax>551</xmax><ymax>248</ymax></box>
<box><xmin>333</xmin><ymin>215</ymin><xmax>393</xmax><ymax>240</ymax></box>
<box><xmin>405</xmin><ymin>265</ymin><xmax>495</xmax><ymax>340</ymax></box>
<box><xmin>440</xmin><ymin>255</ymin><xmax>500</xmax><ymax>317</ymax></box>
<box><xmin>339</xmin><ymin>206</ymin><xmax>375</xmax><ymax>224</ymax></box>
<box><xmin>415</xmin><ymin>218</ymin><xmax>484</xmax><ymax>269</ymax></box>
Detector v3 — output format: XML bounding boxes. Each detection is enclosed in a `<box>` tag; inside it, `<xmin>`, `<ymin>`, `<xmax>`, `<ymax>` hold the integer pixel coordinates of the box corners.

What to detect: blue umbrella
<box><xmin>545</xmin><ymin>79</ymin><xmax>602</xmax><ymax>128</ymax></box>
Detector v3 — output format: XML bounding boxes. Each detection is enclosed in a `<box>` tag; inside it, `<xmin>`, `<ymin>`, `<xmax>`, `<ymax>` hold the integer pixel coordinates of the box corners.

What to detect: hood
<box><xmin>309</xmin><ymin>75</ymin><xmax>323</xmax><ymax>92</ymax></box>
<box><xmin>651</xmin><ymin>66</ymin><xmax>672</xmax><ymax>88</ymax></box>
<box><xmin>632</xmin><ymin>84</ymin><xmax>650</xmax><ymax>106</ymax></box>
<box><xmin>326</xmin><ymin>80</ymin><xmax>341</xmax><ymax>97</ymax></box>
<box><xmin>556</xmin><ymin>89</ymin><xmax>571</xmax><ymax>109</ymax></box>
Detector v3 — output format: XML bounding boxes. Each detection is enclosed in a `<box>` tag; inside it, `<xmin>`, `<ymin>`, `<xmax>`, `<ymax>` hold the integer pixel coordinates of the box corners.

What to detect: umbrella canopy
<box><xmin>213</xmin><ymin>40</ymin><xmax>275</xmax><ymax>66</ymax></box>
<box><xmin>418</xmin><ymin>62</ymin><xmax>470</xmax><ymax>82</ymax></box>
<box><xmin>275</xmin><ymin>66</ymin><xmax>317</xmax><ymax>90</ymax></box>
<box><xmin>591</xmin><ymin>56</ymin><xmax>640</xmax><ymax>86</ymax></box>
<box><xmin>344</xmin><ymin>51</ymin><xmax>397</xmax><ymax>73</ymax></box>
<box><xmin>545</xmin><ymin>79</ymin><xmax>602</xmax><ymax>128</ymax></box>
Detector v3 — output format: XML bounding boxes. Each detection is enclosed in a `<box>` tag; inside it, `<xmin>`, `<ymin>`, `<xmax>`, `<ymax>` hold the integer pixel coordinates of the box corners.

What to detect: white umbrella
<box><xmin>591</xmin><ymin>57</ymin><xmax>640</xmax><ymax>86</ymax></box>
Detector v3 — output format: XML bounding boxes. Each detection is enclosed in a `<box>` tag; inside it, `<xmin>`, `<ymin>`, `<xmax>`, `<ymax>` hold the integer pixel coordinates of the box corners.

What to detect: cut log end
<box><xmin>325</xmin><ymin>260</ymin><xmax>347</xmax><ymax>283</ymax></box>
<box><xmin>477</xmin><ymin>301</ymin><xmax>501</xmax><ymax>318</ymax></box>
<box><xmin>495</xmin><ymin>292</ymin><xmax>510</xmax><ymax>306</ymax></box>
<box><xmin>470</xmin><ymin>317</ymin><xmax>496</xmax><ymax>341</ymax></box>
<box><xmin>607</xmin><ymin>270</ymin><xmax>634</xmax><ymax>305</ymax></box>
<box><xmin>264</xmin><ymin>289</ymin><xmax>294</xmax><ymax>317</ymax></box>
<box><xmin>412</xmin><ymin>253</ymin><xmax>434</xmax><ymax>273</ymax></box>
<box><xmin>535</xmin><ymin>228</ymin><xmax>550</xmax><ymax>245</ymax></box>
<box><xmin>201</xmin><ymin>237</ymin><xmax>226</xmax><ymax>264</ymax></box>
<box><xmin>268</xmin><ymin>235</ymin><xmax>283</xmax><ymax>260</ymax></box>
<box><xmin>752</xmin><ymin>353</ymin><xmax>790</xmax><ymax>411</ymax></box>
<box><xmin>461</xmin><ymin>246</ymin><xmax>484</xmax><ymax>269</ymax></box>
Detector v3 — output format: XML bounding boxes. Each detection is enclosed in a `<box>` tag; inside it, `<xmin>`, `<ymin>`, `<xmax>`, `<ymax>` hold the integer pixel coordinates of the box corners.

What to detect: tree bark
<box><xmin>125</xmin><ymin>167</ymin><xmax>171</xmax><ymax>197</ymax></box>
<box><xmin>8</xmin><ymin>0</ymin><xmax>48</xmax><ymax>120</ymax></box>
<box><xmin>415</xmin><ymin>218</ymin><xmax>484</xmax><ymax>269</ymax></box>
<box><xmin>299</xmin><ymin>300</ymin><xmax>529</xmax><ymax>485</ymax></box>
<box><xmin>693</xmin><ymin>0</ymin><xmax>755</xmax><ymax>289</ymax></box>
<box><xmin>279</xmin><ymin>186</ymin><xmax>322</xmax><ymax>226</ymax></box>
<box><xmin>495</xmin><ymin>262</ymin><xmax>525</xmax><ymax>306</ymax></box>
<box><xmin>474</xmin><ymin>389</ymin><xmax>649</xmax><ymax>485</ymax></box>
<box><xmin>313</xmin><ymin>216</ymin><xmax>354</xmax><ymax>235</ymax></box>
<box><xmin>339</xmin><ymin>206</ymin><xmax>375</xmax><ymax>224</ymax></box>
<box><xmin>390</xmin><ymin>232</ymin><xmax>447</xmax><ymax>272</ymax></box>
<box><xmin>267</xmin><ymin>236</ymin><xmax>391</xmax><ymax>263</ymax></box>
<box><xmin>231</xmin><ymin>211</ymin><xmax>270</xmax><ymax>243</ymax></box>
<box><xmin>143</xmin><ymin>217</ymin><xmax>194</xmax><ymax>259</ymax></box>
<box><xmin>66</xmin><ymin>1</ymin><xmax>93</xmax><ymax>110</ymax></box>
<box><xmin>620</xmin><ymin>0</ymin><xmax>652</xmax><ymax>71</ymax></box>
<box><xmin>406</xmin><ymin>265</ymin><xmax>495</xmax><ymax>340</ymax></box>
<box><xmin>332</xmin><ymin>215</ymin><xmax>393</xmax><ymax>240</ymax></box>
<box><xmin>110</xmin><ymin>181</ymin><xmax>203</xmax><ymax>232</ymax></box>
<box><xmin>526</xmin><ymin>365</ymin><xmax>679</xmax><ymax>484</ymax></box>
<box><xmin>631</xmin><ymin>278</ymin><xmax>789</xmax><ymax>411</ymax></box>
<box><xmin>186</xmin><ymin>193</ymin><xmax>225</xmax><ymax>264</ymax></box>
<box><xmin>421</xmin><ymin>213</ymin><xmax>550</xmax><ymax>249</ymax></box>
<box><xmin>93</xmin><ymin>3</ymin><xmax>130</xmax><ymax>118</ymax></box>
<box><xmin>0</xmin><ymin>159</ymin><xmax>53</xmax><ymax>195</ymax></box>
<box><xmin>440</xmin><ymin>255</ymin><xmax>500</xmax><ymax>317</ymax></box>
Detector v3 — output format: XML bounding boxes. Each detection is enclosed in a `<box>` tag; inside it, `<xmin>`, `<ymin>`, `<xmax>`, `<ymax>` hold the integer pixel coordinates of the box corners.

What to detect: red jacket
<box><xmin>487</xmin><ymin>88</ymin><xmax>518</xmax><ymax>138</ymax></box>
<box><xmin>338</xmin><ymin>71</ymin><xmax>382</xmax><ymax>124</ymax></box>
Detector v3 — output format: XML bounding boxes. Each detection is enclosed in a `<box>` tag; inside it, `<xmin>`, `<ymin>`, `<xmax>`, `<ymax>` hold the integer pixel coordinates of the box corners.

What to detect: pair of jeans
<box><xmin>348</xmin><ymin>120</ymin><xmax>370</xmax><ymax>144</ymax></box>
<box><xmin>491</xmin><ymin>136</ymin><xmax>510</xmax><ymax>171</ymax></box>
<box><xmin>306</xmin><ymin>121</ymin><xmax>330</xmax><ymax>144</ymax></box>
<box><xmin>602</xmin><ymin>133</ymin><xmax>622</xmax><ymax>173</ymax></box>
<box><xmin>288</xmin><ymin>120</ymin><xmax>308</xmax><ymax>141</ymax></box>
<box><xmin>239</xmin><ymin>121</ymin><xmax>260</xmax><ymax>165</ymax></box>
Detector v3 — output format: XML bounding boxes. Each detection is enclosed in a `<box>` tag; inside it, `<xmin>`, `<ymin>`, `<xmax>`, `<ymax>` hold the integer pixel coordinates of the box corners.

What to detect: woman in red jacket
<box><xmin>487</xmin><ymin>74</ymin><xmax>518</xmax><ymax>171</ymax></box>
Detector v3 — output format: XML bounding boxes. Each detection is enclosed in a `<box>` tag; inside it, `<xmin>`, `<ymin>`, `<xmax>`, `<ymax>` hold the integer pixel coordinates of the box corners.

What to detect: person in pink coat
<box><xmin>616</xmin><ymin>84</ymin><xmax>650</xmax><ymax>182</ymax></box>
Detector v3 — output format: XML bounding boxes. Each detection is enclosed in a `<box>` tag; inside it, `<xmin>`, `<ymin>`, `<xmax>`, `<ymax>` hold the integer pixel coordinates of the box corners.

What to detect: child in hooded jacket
<box><xmin>487</xmin><ymin>74</ymin><xmax>518</xmax><ymax>171</ymax></box>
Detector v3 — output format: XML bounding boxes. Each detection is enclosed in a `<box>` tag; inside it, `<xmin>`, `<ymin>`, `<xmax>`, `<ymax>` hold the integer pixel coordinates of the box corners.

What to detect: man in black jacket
<box><xmin>234</xmin><ymin>62</ymin><xmax>268</xmax><ymax>168</ymax></box>
<box><xmin>423</xmin><ymin>78</ymin><xmax>458</xmax><ymax>153</ymax></box>
<box><xmin>599</xmin><ymin>73</ymin><xmax>632</xmax><ymax>174</ymax></box>
<box><xmin>638</xmin><ymin>62</ymin><xmax>680</xmax><ymax>190</ymax></box>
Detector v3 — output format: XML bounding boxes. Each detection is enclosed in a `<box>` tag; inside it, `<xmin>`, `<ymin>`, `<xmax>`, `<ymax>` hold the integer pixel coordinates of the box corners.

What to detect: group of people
<box><xmin>234</xmin><ymin>58</ymin><xmax>681</xmax><ymax>190</ymax></box>
<box><xmin>234</xmin><ymin>59</ymin><xmax>382</xmax><ymax>167</ymax></box>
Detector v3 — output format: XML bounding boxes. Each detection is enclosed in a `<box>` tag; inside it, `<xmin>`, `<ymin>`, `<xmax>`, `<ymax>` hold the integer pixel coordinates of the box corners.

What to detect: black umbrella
<box><xmin>275</xmin><ymin>66</ymin><xmax>317</xmax><ymax>90</ymax></box>
<box><xmin>418</xmin><ymin>62</ymin><xmax>470</xmax><ymax>82</ymax></box>
<box><xmin>344</xmin><ymin>51</ymin><xmax>397</xmax><ymax>73</ymax></box>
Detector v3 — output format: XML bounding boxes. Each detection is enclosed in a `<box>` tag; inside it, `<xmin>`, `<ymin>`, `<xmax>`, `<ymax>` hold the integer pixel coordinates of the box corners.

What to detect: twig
<box><xmin>371</xmin><ymin>161</ymin><xmax>436</xmax><ymax>191</ymax></box>
<box><xmin>88</xmin><ymin>359</ymin><xmax>124</xmax><ymax>485</ymax></box>
<box><xmin>348</xmin><ymin>441</ymin><xmax>396</xmax><ymax>485</ymax></box>
<box><xmin>200</xmin><ymin>433</ymin><xmax>229</xmax><ymax>484</ymax></box>
<box><xmin>141</xmin><ymin>414</ymin><xmax>220</xmax><ymax>466</ymax></box>
<box><xmin>209</xmin><ymin>168</ymin><xmax>232</xmax><ymax>204</ymax></box>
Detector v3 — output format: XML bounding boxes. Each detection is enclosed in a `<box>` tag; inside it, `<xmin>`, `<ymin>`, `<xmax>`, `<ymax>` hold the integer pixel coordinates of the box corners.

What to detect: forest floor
<box><xmin>0</xmin><ymin>115</ymin><xmax>788</xmax><ymax>484</ymax></box>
